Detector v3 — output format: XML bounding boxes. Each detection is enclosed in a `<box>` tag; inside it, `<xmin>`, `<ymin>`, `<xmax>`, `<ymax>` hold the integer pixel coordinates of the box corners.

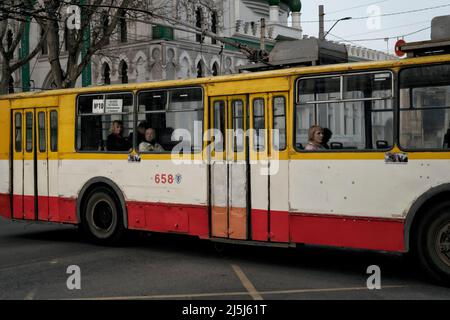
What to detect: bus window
<box><xmin>38</xmin><ymin>111</ymin><xmax>46</xmax><ymax>152</ymax></box>
<box><xmin>295</xmin><ymin>71</ymin><xmax>394</xmax><ymax>151</ymax></box>
<box><xmin>273</xmin><ymin>96</ymin><xmax>286</xmax><ymax>151</ymax></box>
<box><xmin>213</xmin><ymin>100</ymin><xmax>225</xmax><ymax>153</ymax></box>
<box><xmin>50</xmin><ymin>110</ymin><xmax>58</xmax><ymax>152</ymax></box>
<box><xmin>137</xmin><ymin>87</ymin><xmax>203</xmax><ymax>153</ymax></box>
<box><xmin>26</xmin><ymin>112</ymin><xmax>33</xmax><ymax>152</ymax></box>
<box><xmin>232</xmin><ymin>100</ymin><xmax>244</xmax><ymax>152</ymax></box>
<box><xmin>253</xmin><ymin>98</ymin><xmax>265</xmax><ymax>151</ymax></box>
<box><xmin>15</xmin><ymin>113</ymin><xmax>22</xmax><ymax>152</ymax></box>
<box><xmin>76</xmin><ymin>93</ymin><xmax>133</xmax><ymax>152</ymax></box>
<box><xmin>400</xmin><ymin>64</ymin><xmax>450</xmax><ymax>150</ymax></box>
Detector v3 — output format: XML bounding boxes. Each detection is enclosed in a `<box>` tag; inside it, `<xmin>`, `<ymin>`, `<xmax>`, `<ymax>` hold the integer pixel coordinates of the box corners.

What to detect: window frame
<box><xmin>50</xmin><ymin>110</ymin><xmax>58</xmax><ymax>152</ymax></box>
<box><xmin>38</xmin><ymin>111</ymin><xmax>46</xmax><ymax>153</ymax></box>
<box><xmin>252</xmin><ymin>97</ymin><xmax>266</xmax><ymax>152</ymax></box>
<box><xmin>14</xmin><ymin>112</ymin><xmax>22</xmax><ymax>153</ymax></box>
<box><xmin>75</xmin><ymin>91</ymin><xmax>135</xmax><ymax>154</ymax></box>
<box><xmin>136</xmin><ymin>86</ymin><xmax>205</xmax><ymax>154</ymax></box>
<box><xmin>272</xmin><ymin>95</ymin><xmax>287</xmax><ymax>151</ymax></box>
<box><xmin>294</xmin><ymin>69</ymin><xmax>395</xmax><ymax>153</ymax></box>
<box><xmin>397</xmin><ymin>63</ymin><xmax>450</xmax><ymax>152</ymax></box>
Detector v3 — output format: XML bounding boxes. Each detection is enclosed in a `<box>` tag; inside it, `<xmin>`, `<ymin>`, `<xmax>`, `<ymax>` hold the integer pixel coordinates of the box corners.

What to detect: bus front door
<box><xmin>11</xmin><ymin>108</ymin><xmax>54</xmax><ymax>221</ymax></box>
<box><xmin>210</xmin><ymin>96</ymin><xmax>249</xmax><ymax>240</ymax></box>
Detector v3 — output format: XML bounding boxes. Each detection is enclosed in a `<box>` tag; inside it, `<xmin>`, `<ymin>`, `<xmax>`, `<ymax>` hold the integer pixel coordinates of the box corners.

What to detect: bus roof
<box><xmin>2</xmin><ymin>53</ymin><xmax>450</xmax><ymax>100</ymax></box>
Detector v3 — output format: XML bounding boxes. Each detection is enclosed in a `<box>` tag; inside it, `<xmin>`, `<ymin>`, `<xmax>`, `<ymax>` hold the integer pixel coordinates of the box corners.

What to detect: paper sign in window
<box><xmin>105</xmin><ymin>99</ymin><xmax>123</xmax><ymax>113</ymax></box>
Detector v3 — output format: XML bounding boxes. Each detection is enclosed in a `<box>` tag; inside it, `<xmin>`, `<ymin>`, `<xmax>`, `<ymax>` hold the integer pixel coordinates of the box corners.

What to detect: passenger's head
<box><xmin>323</xmin><ymin>128</ymin><xmax>332</xmax><ymax>144</ymax></box>
<box><xmin>308</xmin><ymin>125</ymin><xmax>324</xmax><ymax>145</ymax></box>
<box><xmin>145</xmin><ymin>127</ymin><xmax>156</xmax><ymax>143</ymax></box>
<box><xmin>111</xmin><ymin>120</ymin><xmax>124</xmax><ymax>135</ymax></box>
<box><xmin>137</xmin><ymin>121</ymin><xmax>147</xmax><ymax>135</ymax></box>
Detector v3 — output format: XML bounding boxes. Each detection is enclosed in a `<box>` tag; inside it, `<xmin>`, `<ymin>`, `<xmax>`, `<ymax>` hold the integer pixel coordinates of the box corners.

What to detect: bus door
<box><xmin>249</xmin><ymin>94</ymin><xmax>269</xmax><ymax>241</ymax></box>
<box><xmin>210</xmin><ymin>95</ymin><xmax>249</xmax><ymax>239</ymax></box>
<box><xmin>249</xmin><ymin>92</ymin><xmax>290</xmax><ymax>242</ymax></box>
<box><xmin>11</xmin><ymin>107</ymin><xmax>56</xmax><ymax>221</ymax></box>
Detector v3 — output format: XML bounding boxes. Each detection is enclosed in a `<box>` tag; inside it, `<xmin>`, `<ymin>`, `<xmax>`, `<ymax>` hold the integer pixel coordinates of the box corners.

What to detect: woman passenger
<box><xmin>305</xmin><ymin>125</ymin><xmax>326</xmax><ymax>151</ymax></box>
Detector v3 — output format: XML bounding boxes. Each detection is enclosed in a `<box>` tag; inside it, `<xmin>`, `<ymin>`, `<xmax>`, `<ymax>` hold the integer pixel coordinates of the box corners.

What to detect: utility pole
<box><xmin>260</xmin><ymin>18</ymin><xmax>265</xmax><ymax>51</ymax></box>
<box><xmin>319</xmin><ymin>5</ymin><xmax>325</xmax><ymax>40</ymax></box>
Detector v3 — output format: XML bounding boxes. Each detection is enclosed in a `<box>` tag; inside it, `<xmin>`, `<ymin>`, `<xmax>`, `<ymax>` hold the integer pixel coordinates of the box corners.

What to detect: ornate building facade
<box><xmin>3</xmin><ymin>0</ymin><xmax>395</xmax><ymax>93</ymax></box>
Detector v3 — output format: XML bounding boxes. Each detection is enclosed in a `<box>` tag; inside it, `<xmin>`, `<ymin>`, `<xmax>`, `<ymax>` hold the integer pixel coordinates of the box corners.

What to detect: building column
<box><xmin>269</xmin><ymin>6</ymin><xmax>280</xmax><ymax>23</ymax></box>
<box><xmin>292</xmin><ymin>12</ymin><xmax>302</xmax><ymax>32</ymax></box>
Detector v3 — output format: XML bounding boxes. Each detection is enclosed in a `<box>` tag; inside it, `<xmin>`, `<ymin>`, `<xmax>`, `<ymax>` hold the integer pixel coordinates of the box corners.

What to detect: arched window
<box><xmin>211</xmin><ymin>11</ymin><xmax>218</xmax><ymax>44</ymax></box>
<box><xmin>6</xmin><ymin>30</ymin><xmax>13</xmax><ymax>51</ymax></box>
<box><xmin>102</xmin><ymin>62</ymin><xmax>111</xmax><ymax>85</ymax></box>
<box><xmin>196</xmin><ymin>8</ymin><xmax>202</xmax><ymax>43</ymax></box>
<box><xmin>41</xmin><ymin>27</ymin><xmax>48</xmax><ymax>55</ymax></box>
<box><xmin>64</xmin><ymin>26</ymin><xmax>69</xmax><ymax>51</ymax></box>
<box><xmin>197</xmin><ymin>61</ymin><xmax>203</xmax><ymax>78</ymax></box>
<box><xmin>102</xmin><ymin>11</ymin><xmax>110</xmax><ymax>45</ymax></box>
<box><xmin>212</xmin><ymin>62</ymin><xmax>219</xmax><ymax>76</ymax></box>
<box><xmin>118</xmin><ymin>9</ymin><xmax>127</xmax><ymax>43</ymax></box>
<box><xmin>9</xmin><ymin>76</ymin><xmax>14</xmax><ymax>94</ymax></box>
<box><xmin>120</xmin><ymin>61</ymin><xmax>128</xmax><ymax>84</ymax></box>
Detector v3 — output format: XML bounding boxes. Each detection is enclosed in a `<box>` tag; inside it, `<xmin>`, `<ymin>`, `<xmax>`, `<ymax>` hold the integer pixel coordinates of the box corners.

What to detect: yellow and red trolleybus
<box><xmin>1</xmin><ymin>52</ymin><xmax>450</xmax><ymax>284</ymax></box>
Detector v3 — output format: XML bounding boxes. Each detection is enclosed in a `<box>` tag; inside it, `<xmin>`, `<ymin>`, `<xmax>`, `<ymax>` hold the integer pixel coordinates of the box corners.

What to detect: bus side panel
<box><xmin>289</xmin><ymin>214</ymin><xmax>404</xmax><ymax>252</ymax></box>
<box><xmin>289</xmin><ymin>159</ymin><xmax>410</xmax><ymax>252</ymax></box>
<box><xmin>0</xmin><ymin>100</ymin><xmax>11</xmax><ymax>219</ymax></box>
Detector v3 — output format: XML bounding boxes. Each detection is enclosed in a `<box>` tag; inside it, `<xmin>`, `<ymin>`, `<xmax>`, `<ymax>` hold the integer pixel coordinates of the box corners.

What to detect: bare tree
<box><xmin>36</xmin><ymin>0</ymin><xmax>131</xmax><ymax>89</ymax></box>
<box><xmin>0</xmin><ymin>1</ymin><xmax>47</xmax><ymax>94</ymax></box>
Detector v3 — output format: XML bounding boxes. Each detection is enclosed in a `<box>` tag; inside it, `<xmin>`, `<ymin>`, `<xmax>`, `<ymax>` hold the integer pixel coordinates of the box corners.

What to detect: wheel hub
<box><xmin>436</xmin><ymin>223</ymin><xmax>450</xmax><ymax>267</ymax></box>
<box><xmin>92</xmin><ymin>200</ymin><xmax>113</xmax><ymax>231</ymax></box>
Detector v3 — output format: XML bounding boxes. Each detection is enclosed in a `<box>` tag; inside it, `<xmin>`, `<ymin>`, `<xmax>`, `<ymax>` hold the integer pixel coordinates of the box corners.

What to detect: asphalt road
<box><xmin>1</xmin><ymin>217</ymin><xmax>450</xmax><ymax>300</ymax></box>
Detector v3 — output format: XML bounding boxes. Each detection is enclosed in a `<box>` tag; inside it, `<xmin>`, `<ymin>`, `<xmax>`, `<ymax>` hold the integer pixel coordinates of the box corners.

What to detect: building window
<box><xmin>120</xmin><ymin>61</ymin><xmax>128</xmax><ymax>84</ymax></box>
<box><xmin>9</xmin><ymin>76</ymin><xmax>14</xmax><ymax>93</ymax></box>
<box><xmin>64</xmin><ymin>26</ymin><xmax>69</xmax><ymax>51</ymax></box>
<box><xmin>118</xmin><ymin>9</ymin><xmax>127</xmax><ymax>43</ymax></box>
<box><xmin>7</xmin><ymin>30</ymin><xmax>13</xmax><ymax>51</ymax></box>
<box><xmin>196</xmin><ymin>7</ymin><xmax>203</xmax><ymax>43</ymax></box>
<box><xmin>102</xmin><ymin>63</ymin><xmax>111</xmax><ymax>85</ymax></box>
<box><xmin>211</xmin><ymin>11</ymin><xmax>218</xmax><ymax>44</ymax></box>
<box><xmin>102</xmin><ymin>11</ymin><xmax>110</xmax><ymax>45</ymax></box>
<box><xmin>197</xmin><ymin>62</ymin><xmax>203</xmax><ymax>78</ymax></box>
<box><xmin>212</xmin><ymin>63</ymin><xmax>219</xmax><ymax>76</ymax></box>
<box><xmin>41</xmin><ymin>27</ymin><xmax>48</xmax><ymax>55</ymax></box>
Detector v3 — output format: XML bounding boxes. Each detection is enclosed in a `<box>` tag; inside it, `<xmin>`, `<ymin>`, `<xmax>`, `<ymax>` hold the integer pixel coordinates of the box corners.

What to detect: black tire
<box><xmin>82</xmin><ymin>187</ymin><xmax>124</xmax><ymax>245</ymax></box>
<box><xmin>415</xmin><ymin>201</ymin><xmax>450</xmax><ymax>286</ymax></box>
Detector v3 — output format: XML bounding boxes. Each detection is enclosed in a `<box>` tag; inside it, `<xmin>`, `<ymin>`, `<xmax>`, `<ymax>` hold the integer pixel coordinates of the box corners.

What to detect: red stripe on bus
<box><xmin>3</xmin><ymin>192</ymin><xmax>405</xmax><ymax>251</ymax></box>
<box><xmin>0</xmin><ymin>193</ymin><xmax>11</xmax><ymax>219</ymax></box>
<box><xmin>127</xmin><ymin>201</ymin><xmax>209</xmax><ymax>239</ymax></box>
<box><xmin>9</xmin><ymin>194</ymin><xmax>77</xmax><ymax>224</ymax></box>
<box><xmin>289</xmin><ymin>213</ymin><xmax>405</xmax><ymax>252</ymax></box>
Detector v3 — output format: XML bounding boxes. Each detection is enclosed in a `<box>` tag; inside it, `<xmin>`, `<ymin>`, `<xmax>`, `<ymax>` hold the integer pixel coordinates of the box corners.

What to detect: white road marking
<box><xmin>24</xmin><ymin>289</ymin><xmax>37</xmax><ymax>300</ymax></box>
<box><xmin>231</xmin><ymin>264</ymin><xmax>263</xmax><ymax>300</ymax></box>
<box><xmin>71</xmin><ymin>285</ymin><xmax>408</xmax><ymax>300</ymax></box>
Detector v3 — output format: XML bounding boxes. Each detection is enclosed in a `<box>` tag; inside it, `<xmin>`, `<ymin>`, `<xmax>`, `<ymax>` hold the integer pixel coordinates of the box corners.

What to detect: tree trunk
<box><xmin>0</xmin><ymin>63</ymin><xmax>11</xmax><ymax>95</ymax></box>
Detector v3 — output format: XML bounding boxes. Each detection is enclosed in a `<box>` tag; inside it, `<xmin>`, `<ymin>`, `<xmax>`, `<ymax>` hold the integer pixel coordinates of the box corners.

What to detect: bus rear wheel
<box><xmin>82</xmin><ymin>188</ymin><xmax>124</xmax><ymax>245</ymax></box>
<box><xmin>415</xmin><ymin>201</ymin><xmax>450</xmax><ymax>285</ymax></box>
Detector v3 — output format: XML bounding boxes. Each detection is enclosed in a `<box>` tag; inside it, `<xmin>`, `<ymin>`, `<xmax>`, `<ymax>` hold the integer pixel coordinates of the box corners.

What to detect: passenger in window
<box><xmin>139</xmin><ymin>127</ymin><xmax>165</xmax><ymax>152</ymax></box>
<box><xmin>106</xmin><ymin>120</ymin><xmax>131</xmax><ymax>151</ymax></box>
<box><xmin>305</xmin><ymin>125</ymin><xmax>326</xmax><ymax>151</ymax></box>
<box><xmin>444</xmin><ymin>128</ymin><xmax>450</xmax><ymax>148</ymax></box>
<box><xmin>322</xmin><ymin>128</ymin><xmax>333</xmax><ymax>149</ymax></box>
<box><xmin>128</xmin><ymin>120</ymin><xmax>147</xmax><ymax>146</ymax></box>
